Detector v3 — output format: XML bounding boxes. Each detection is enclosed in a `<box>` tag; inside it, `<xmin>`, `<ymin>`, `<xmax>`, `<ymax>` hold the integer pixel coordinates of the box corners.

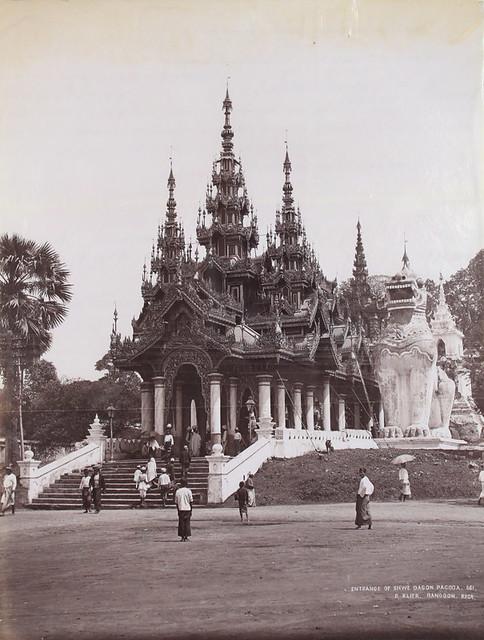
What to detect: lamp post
<box><xmin>107</xmin><ymin>405</ymin><xmax>115</xmax><ymax>462</ymax></box>
<box><xmin>245</xmin><ymin>396</ymin><xmax>256</xmax><ymax>444</ymax></box>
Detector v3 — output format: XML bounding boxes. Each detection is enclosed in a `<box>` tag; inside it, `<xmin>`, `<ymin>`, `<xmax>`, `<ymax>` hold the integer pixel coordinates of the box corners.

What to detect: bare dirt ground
<box><xmin>0</xmin><ymin>501</ymin><xmax>483</xmax><ymax>640</ymax></box>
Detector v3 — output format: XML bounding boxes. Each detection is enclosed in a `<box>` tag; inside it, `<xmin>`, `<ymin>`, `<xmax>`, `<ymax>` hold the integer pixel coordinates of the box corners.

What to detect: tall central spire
<box><xmin>196</xmin><ymin>89</ymin><xmax>258</xmax><ymax>260</ymax></box>
<box><xmin>166</xmin><ymin>161</ymin><xmax>177</xmax><ymax>224</ymax></box>
<box><xmin>221</xmin><ymin>88</ymin><xmax>234</xmax><ymax>157</ymax></box>
<box><xmin>282</xmin><ymin>144</ymin><xmax>294</xmax><ymax>216</ymax></box>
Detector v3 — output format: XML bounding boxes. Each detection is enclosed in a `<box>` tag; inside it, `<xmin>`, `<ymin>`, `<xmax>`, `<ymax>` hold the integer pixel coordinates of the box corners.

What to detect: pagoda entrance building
<box><xmin>117</xmin><ymin>90</ymin><xmax>381</xmax><ymax>455</ymax></box>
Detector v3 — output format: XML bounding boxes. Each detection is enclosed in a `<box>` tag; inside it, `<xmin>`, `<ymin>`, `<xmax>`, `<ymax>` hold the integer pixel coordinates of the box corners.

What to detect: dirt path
<box><xmin>1</xmin><ymin>501</ymin><xmax>483</xmax><ymax>639</ymax></box>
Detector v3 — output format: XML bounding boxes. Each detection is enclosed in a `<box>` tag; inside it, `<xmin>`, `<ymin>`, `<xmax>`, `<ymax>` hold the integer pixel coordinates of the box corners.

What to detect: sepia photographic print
<box><xmin>0</xmin><ymin>1</ymin><xmax>483</xmax><ymax>639</ymax></box>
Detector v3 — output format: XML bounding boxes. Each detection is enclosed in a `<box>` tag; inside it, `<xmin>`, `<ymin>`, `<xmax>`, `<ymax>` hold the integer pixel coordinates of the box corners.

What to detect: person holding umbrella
<box><xmin>391</xmin><ymin>454</ymin><xmax>415</xmax><ymax>502</ymax></box>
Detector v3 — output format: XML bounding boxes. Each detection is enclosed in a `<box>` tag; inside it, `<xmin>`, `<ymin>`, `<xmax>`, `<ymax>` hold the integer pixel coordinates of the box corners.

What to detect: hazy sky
<box><xmin>0</xmin><ymin>0</ymin><xmax>482</xmax><ymax>380</ymax></box>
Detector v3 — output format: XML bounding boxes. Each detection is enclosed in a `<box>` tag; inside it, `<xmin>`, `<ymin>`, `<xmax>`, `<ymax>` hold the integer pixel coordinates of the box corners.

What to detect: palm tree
<box><xmin>0</xmin><ymin>234</ymin><xmax>72</xmax><ymax>465</ymax></box>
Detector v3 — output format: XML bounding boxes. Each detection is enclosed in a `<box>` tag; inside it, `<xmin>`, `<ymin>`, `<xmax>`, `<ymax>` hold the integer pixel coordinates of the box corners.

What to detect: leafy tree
<box><xmin>0</xmin><ymin>234</ymin><xmax>72</xmax><ymax>464</ymax></box>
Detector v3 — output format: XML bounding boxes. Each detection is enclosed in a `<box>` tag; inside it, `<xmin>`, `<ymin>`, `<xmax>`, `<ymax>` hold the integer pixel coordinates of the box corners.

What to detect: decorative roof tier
<box><xmin>196</xmin><ymin>89</ymin><xmax>259</xmax><ymax>260</ymax></box>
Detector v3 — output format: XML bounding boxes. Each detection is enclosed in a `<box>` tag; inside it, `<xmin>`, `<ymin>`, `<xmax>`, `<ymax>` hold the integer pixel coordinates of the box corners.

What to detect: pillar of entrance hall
<box><xmin>354</xmin><ymin>402</ymin><xmax>360</xmax><ymax>429</ymax></box>
<box><xmin>322</xmin><ymin>378</ymin><xmax>331</xmax><ymax>431</ymax></box>
<box><xmin>338</xmin><ymin>395</ymin><xmax>346</xmax><ymax>431</ymax></box>
<box><xmin>141</xmin><ymin>382</ymin><xmax>154</xmax><ymax>432</ymax></box>
<box><xmin>277</xmin><ymin>379</ymin><xmax>286</xmax><ymax>429</ymax></box>
<box><xmin>208</xmin><ymin>373</ymin><xmax>224</xmax><ymax>446</ymax></box>
<box><xmin>153</xmin><ymin>376</ymin><xmax>166</xmax><ymax>435</ymax></box>
<box><xmin>228</xmin><ymin>377</ymin><xmax>238</xmax><ymax>455</ymax></box>
<box><xmin>293</xmin><ymin>383</ymin><xmax>303</xmax><ymax>429</ymax></box>
<box><xmin>306</xmin><ymin>386</ymin><xmax>315</xmax><ymax>430</ymax></box>
<box><xmin>256</xmin><ymin>374</ymin><xmax>274</xmax><ymax>431</ymax></box>
<box><xmin>175</xmin><ymin>382</ymin><xmax>183</xmax><ymax>451</ymax></box>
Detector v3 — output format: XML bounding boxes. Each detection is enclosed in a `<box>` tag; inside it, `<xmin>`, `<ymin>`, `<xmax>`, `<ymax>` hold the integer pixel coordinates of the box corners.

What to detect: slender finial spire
<box><xmin>112</xmin><ymin>304</ymin><xmax>118</xmax><ymax>335</ymax></box>
<box><xmin>402</xmin><ymin>236</ymin><xmax>410</xmax><ymax>269</ymax></box>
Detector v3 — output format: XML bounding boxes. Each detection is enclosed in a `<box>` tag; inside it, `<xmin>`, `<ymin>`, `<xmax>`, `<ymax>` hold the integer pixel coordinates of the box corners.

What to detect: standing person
<box><xmin>245</xmin><ymin>472</ymin><xmax>256</xmax><ymax>507</ymax></box>
<box><xmin>148</xmin><ymin>435</ymin><xmax>161</xmax><ymax>459</ymax></box>
<box><xmin>185</xmin><ymin>427</ymin><xmax>192</xmax><ymax>447</ymax></box>
<box><xmin>79</xmin><ymin>468</ymin><xmax>92</xmax><ymax>514</ymax></box>
<box><xmin>204</xmin><ymin>435</ymin><xmax>212</xmax><ymax>456</ymax></box>
<box><xmin>137</xmin><ymin>466</ymin><xmax>149</xmax><ymax>508</ymax></box>
<box><xmin>221</xmin><ymin>426</ymin><xmax>228</xmax><ymax>454</ymax></box>
<box><xmin>235</xmin><ymin>481</ymin><xmax>249</xmax><ymax>523</ymax></box>
<box><xmin>158</xmin><ymin>467</ymin><xmax>171</xmax><ymax>508</ymax></box>
<box><xmin>179</xmin><ymin>445</ymin><xmax>191</xmax><ymax>480</ymax></box>
<box><xmin>174</xmin><ymin>478</ymin><xmax>193</xmax><ymax>542</ymax></box>
<box><xmin>163</xmin><ymin>426</ymin><xmax>175</xmax><ymax>459</ymax></box>
<box><xmin>355</xmin><ymin>467</ymin><xmax>374</xmax><ymax>530</ymax></box>
<box><xmin>166</xmin><ymin>458</ymin><xmax>176</xmax><ymax>485</ymax></box>
<box><xmin>146</xmin><ymin>456</ymin><xmax>157</xmax><ymax>488</ymax></box>
<box><xmin>398</xmin><ymin>463</ymin><xmax>411</xmax><ymax>502</ymax></box>
<box><xmin>0</xmin><ymin>467</ymin><xmax>17</xmax><ymax>516</ymax></box>
<box><xmin>189</xmin><ymin>426</ymin><xmax>202</xmax><ymax>457</ymax></box>
<box><xmin>133</xmin><ymin>465</ymin><xmax>142</xmax><ymax>489</ymax></box>
<box><xmin>90</xmin><ymin>466</ymin><xmax>106</xmax><ymax>514</ymax></box>
<box><xmin>233</xmin><ymin>428</ymin><xmax>244</xmax><ymax>455</ymax></box>
<box><xmin>478</xmin><ymin>464</ymin><xmax>484</xmax><ymax>506</ymax></box>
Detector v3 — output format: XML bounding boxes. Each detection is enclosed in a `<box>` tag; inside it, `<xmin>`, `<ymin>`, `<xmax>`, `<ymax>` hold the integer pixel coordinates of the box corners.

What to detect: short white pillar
<box><xmin>379</xmin><ymin>401</ymin><xmax>385</xmax><ymax>429</ymax></box>
<box><xmin>141</xmin><ymin>382</ymin><xmax>154</xmax><ymax>432</ymax></box>
<box><xmin>293</xmin><ymin>383</ymin><xmax>303</xmax><ymax>429</ymax></box>
<box><xmin>209</xmin><ymin>373</ymin><xmax>224</xmax><ymax>445</ymax></box>
<box><xmin>17</xmin><ymin>450</ymin><xmax>41</xmax><ymax>504</ymax></box>
<box><xmin>277</xmin><ymin>379</ymin><xmax>286</xmax><ymax>429</ymax></box>
<box><xmin>323</xmin><ymin>378</ymin><xmax>331</xmax><ymax>431</ymax></box>
<box><xmin>306</xmin><ymin>386</ymin><xmax>315</xmax><ymax>430</ymax></box>
<box><xmin>338</xmin><ymin>395</ymin><xmax>346</xmax><ymax>431</ymax></box>
<box><xmin>153</xmin><ymin>376</ymin><xmax>166</xmax><ymax>435</ymax></box>
<box><xmin>256</xmin><ymin>374</ymin><xmax>274</xmax><ymax>432</ymax></box>
<box><xmin>354</xmin><ymin>402</ymin><xmax>360</xmax><ymax>429</ymax></box>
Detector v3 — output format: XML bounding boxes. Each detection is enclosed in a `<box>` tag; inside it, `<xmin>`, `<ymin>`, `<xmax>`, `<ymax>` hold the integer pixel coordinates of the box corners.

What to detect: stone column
<box><xmin>141</xmin><ymin>382</ymin><xmax>154</xmax><ymax>432</ymax></box>
<box><xmin>277</xmin><ymin>379</ymin><xmax>286</xmax><ymax>429</ymax></box>
<box><xmin>306</xmin><ymin>386</ymin><xmax>315</xmax><ymax>430</ymax></box>
<box><xmin>228</xmin><ymin>377</ymin><xmax>238</xmax><ymax>436</ymax></box>
<box><xmin>354</xmin><ymin>402</ymin><xmax>360</xmax><ymax>429</ymax></box>
<box><xmin>175</xmin><ymin>382</ymin><xmax>183</xmax><ymax>445</ymax></box>
<box><xmin>153</xmin><ymin>376</ymin><xmax>166</xmax><ymax>435</ymax></box>
<box><xmin>379</xmin><ymin>401</ymin><xmax>385</xmax><ymax>429</ymax></box>
<box><xmin>322</xmin><ymin>378</ymin><xmax>331</xmax><ymax>431</ymax></box>
<box><xmin>209</xmin><ymin>373</ymin><xmax>224</xmax><ymax>446</ymax></box>
<box><xmin>293</xmin><ymin>383</ymin><xmax>303</xmax><ymax>429</ymax></box>
<box><xmin>338</xmin><ymin>395</ymin><xmax>346</xmax><ymax>431</ymax></box>
<box><xmin>256</xmin><ymin>374</ymin><xmax>274</xmax><ymax>433</ymax></box>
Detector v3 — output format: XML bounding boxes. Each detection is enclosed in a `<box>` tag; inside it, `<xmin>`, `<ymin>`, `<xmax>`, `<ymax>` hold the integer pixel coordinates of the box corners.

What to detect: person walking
<box><xmin>166</xmin><ymin>458</ymin><xmax>176</xmax><ymax>485</ymax></box>
<box><xmin>163</xmin><ymin>426</ymin><xmax>175</xmax><ymax>459</ymax></box>
<box><xmin>79</xmin><ymin>468</ymin><xmax>92</xmax><ymax>514</ymax></box>
<box><xmin>189</xmin><ymin>427</ymin><xmax>202</xmax><ymax>457</ymax></box>
<box><xmin>133</xmin><ymin>465</ymin><xmax>142</xmax><ymax>489</ymax></box>
<box><xmin>137</xmin><ymin>466</ymin><xmax>149</xmax><ymax>508</ymax></box>
<box><xmin>146</xmin><ymin>456</ymin><xmax>157</xmax><ymax>488</ymax></box>
<box><xmin>235</xmin><ymin>480</ymin><xmax>249</xmax><ymax>523</ymax></box>
<box><xmin>158</xmin><ymin>467</ymin><xmax>171</xmax><ymax>508</ymax></box>
<box><xmin>398</xmin><ymin>463</ymin><xmax>411</xmax><ymax>502</ymax></box>
<box><xmin>179</xmin><ymin>445</ymin><xmax>191</xmax><ymax>480</ymax></box>
<box><xmin>90</xmin><ymin>466</ymin><xmax>106</xmax><ymax>514</ymax></box>
<box><xmin>245</xmin><ymin>473</ymin><xmax>256</xmax><ymax>507</ymax></box>
<box><xmin>175</xmin><ymin>478</ymin><xmax>193</xmax><ymax>542</ymax></box>
<box><xmin>0</xmin><ymin>467</ymin><xmax>17</xmax><ymax>516</ymax></box>
<box><xmin>355</xmin><ymin>467</ymin><xmax>374</xmax><ymax>530</ymax></box>
<box><xmin>478</xmin><ymin>464</ymin><xmax>484</xmax><ymax>506</ymax></box>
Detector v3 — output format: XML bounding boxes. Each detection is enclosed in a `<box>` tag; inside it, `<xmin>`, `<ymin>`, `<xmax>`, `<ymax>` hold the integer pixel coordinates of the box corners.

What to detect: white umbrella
<box><xmin>391</xmin><ymin>454</ymin><xmax>416</xmax><ymax>465</ymax></box>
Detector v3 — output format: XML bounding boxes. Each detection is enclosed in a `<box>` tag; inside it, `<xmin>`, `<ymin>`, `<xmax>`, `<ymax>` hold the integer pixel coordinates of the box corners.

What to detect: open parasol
<box><xmin>391</xmin><ymin>454</ymin><xmax>416</xmax><ymax>465</ymax></box>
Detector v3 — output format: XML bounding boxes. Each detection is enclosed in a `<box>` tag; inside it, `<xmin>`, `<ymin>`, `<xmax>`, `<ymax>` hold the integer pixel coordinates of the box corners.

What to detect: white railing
<box><xmin>272</xmin><ymin>427</ymin><xmax>377</xmax><ymax>458</ymax></box>
<box><xmin>18</xmin><ymin>442</ymin><xmax>103</xmax><ymax>503</ymax></box>
<box><xmin>206</xmin><ymin>437</ymin><xmax>273</xmax><ymax>503</ymax></box>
